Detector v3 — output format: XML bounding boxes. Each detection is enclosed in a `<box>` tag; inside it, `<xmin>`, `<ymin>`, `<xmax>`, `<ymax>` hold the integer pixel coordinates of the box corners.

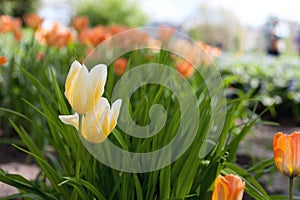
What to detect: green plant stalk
<box><xmin>290</xmin><ymin>177</ymin><xmax>294</xmax><ymax>200</ymax></box>
<box><xmin>76</xmin><ymin>114</ymin><xmax>83</xmax><ymax>178</ymax></box>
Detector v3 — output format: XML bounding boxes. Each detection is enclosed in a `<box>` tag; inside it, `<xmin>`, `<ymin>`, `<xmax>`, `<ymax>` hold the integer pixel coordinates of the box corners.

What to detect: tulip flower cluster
<box><xmin>0</xmin><ymin>13</ymin><xmax>223</xmax><ymax>79</ymax></box>
<box><xmin>0</xmin><ymin>15</ymin><xmax>22</xmax><ymax>41</ymax></box>
<box><xmin>59</xmin><ymin>60</ymin><xmax>122</xmax><ymax>143</ymax></box>
<box><xmin>24</xmin><ymin>13</ymin><xmax>44</xmax><ymax>31</ymax></box>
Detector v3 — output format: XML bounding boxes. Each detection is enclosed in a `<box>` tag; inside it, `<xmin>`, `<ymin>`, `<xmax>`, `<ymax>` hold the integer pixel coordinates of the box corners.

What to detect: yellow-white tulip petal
<box><xmin>80</xmin><ymin>97</ymin><xmax>122</xmax><ymax>143</ymax></box>
<box><xmin>58</xmin><ymin>114</ymin><xmax>79</xmax><ymax>129</ymax></box>
<box><xmin>65</xmin><ymin>60</ymin><xmax>94</xmax><ymax>114</ymax></box>
<box><xmin>89</xmin><ymin>64</ymin><xmax>107</xmax><ymax>105</ymax></box>
<box><xmin>110</xmin><ymin>99</ymin><xmax>122</xmax><ymax>132</ymax></box>
<box><xmin>64</xmin><ymin>61</ymin><xmax>108</xmax><ymax>115</ymax></box>
<box><xmin>111</xmin><ymin>99</ymin><xmax>122</xmax><ymax>119</ymax></box>
<box><xmin>72</xmin><ymin>67</ymin><xmax>93</xmax><ymax>114</ymax></box>
<box><xmin>98</xmin><ymin>106</ymin><xmax>111</xmax><ymax>137</ymax></box>
<box><xmin>97</xmin><ymin>98</ymin><xmax>122</xmax><ymax>136</ymax></box>
<box><xmin>81</xmin><ymin>111</ymin><xmax>107</xmax><ymax>143</ymax></box>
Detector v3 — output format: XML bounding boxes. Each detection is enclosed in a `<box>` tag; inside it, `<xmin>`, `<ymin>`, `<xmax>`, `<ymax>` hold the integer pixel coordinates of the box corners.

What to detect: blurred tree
<box><xmin>73</xmin><ymin>0</ymin><xmax>147</xmax><ymax>27</ymax></box>
<box><xmin>188</xmin><ymin>4</ymin><xmax>242</xmax><ymax>51</ymax></box>
<box><xmin>0</xmin><ymin>0</ymin><xmax>40</xmax><ymax>18</ymax></box>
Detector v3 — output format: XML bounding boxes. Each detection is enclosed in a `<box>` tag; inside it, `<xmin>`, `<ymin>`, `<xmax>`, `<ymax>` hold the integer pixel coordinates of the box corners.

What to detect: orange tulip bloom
<box><xmin>44</xmin><ymin>23</ymin><xmax>73</xmax><ymax>48</ymax></box>
<box><xmin>0</xmin><ymin>15</ymin><xmax>14</xmax><ymax>33</ymax></box>
<box><xmin>78</xmin><ymin>26</ymin><xmax>110</xmax><ymax>46</ymax></box>
<box><xmin>212</xmin><ymin>174</ymin><xmax>245</xmax><ymax>200</ymax></box>
<box><xmin>0</xmin><ymin>15</ymin><xmax>22</xmax><ymax>40</ymax></box>
<box><xmin>0</xmin><ymin>56</ymin><xmax>7</xmax><ymax>66</ymax></box>
<box><xmin>72</xmin><ymin>16</ymin><xmax>89</xmax><ymax>32</ymax></box>
<box><xmin>24</xmin><ymin>13</ymin><xmax>44</xmax><ymax>30</ymax></box>
<box><xmin>158</xmin><ymin>26</ymin><xmax>175</xmax><ymax>44</ymax></box>
<box><xmin>273</xmin><ymin>132</ymin><xmax>300</xmax><ymax>177</ymax></box>
<box><xmin>109</xmin><ymin>25</ymin><xmax>127</xmax><ymax>35</ymax></box>
<box><xmin>114</xmin><ymin>58</ymin><xmax>128</xmax><ymax>76</ymax></box>
<box><xmin>90</xmin><ymin>26</ymin><xmax>111</xmax><ymax>46</ymax></box>
<box><xmin>176</xmin><ymin>60</ymin><xmax>194</xmax><ymax>78</ymax></box>
<box><xmin>12</xmin><ymin>17</ymin><xmax>23</xmax><ymax>41</ymax></box>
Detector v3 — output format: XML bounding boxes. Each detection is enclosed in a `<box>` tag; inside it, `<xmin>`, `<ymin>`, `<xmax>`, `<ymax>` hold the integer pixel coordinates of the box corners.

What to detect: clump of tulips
<box><xmin>59</xmin><ymin>60</ymin><xmax>122</xmax><ymax>143</ymax></box>
<box><xmin>0</xmin><ymin>13</ymin><xmax>222</xmax><ymax>78</ymax></box>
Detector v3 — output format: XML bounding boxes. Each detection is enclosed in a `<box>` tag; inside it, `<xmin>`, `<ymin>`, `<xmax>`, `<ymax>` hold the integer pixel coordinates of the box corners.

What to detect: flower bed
<box><xmin>217</xmin><ymin>53</ymin><xmax>300</xmax><ymax>123</ymax></box>
<box><xmin>0</xmin><ymin>13</ymin><xmax>298</xmax><ymax>199</ymax></box>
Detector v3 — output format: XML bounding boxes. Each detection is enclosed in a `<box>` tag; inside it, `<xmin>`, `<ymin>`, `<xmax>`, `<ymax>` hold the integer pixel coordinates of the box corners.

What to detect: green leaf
<box><xmin>269</xmin><ymin>195</ymin><xmax>300</xmax><ymax>200</ymax></box>
<box><xmin>18</xmin><ymin>65</ymin><xmax>55</xmax><ymax>103</ymax></box>
<box><xmin>133</xmin><ymin>174</ymin><xmax>143</xmax><ymax>200</ymax></box>
<box><xmin>0</xmin><ymin>169</ymin><xmax>57</xmax><ymax>200</ymax></box>
<box><xmin>224</xmin><ymin>162</ymin><xmax>271</xmax><ymax>200</ymax></box>
<box><xmin>9</xmin><ymin>120</ymin><xmax>67</xmax><ymax>195</ymax></box>
<box><xmin>50</xmin><ymin>69</ymin><xmax>70</xmax><ymax>114</ymax></box>
<box><xmin>247</xmin><ymin>158</ymin><xmax>274</xmax><ymax>173</ymax></box>
<box><xmin>159</xmin><ymin>165</ymin><xmax>171</xmax><ymax>199</ymax></box>
<box><xmin>0</xmin><ymin>193</ymin><xmax>44</xmax><ymax>200</ymax></box>
<box><xmin>59</xmin><ymin>177</ymin><xmax>106</xmax><ymax>200</ymax></box>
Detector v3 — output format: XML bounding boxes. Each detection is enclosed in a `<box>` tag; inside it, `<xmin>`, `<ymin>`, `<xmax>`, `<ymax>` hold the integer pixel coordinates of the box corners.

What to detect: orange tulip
<box><xmin>0</xmin><ymin>56</ymin><xmax>7</xmax><ymax>66</ymax></box>
<box><xmin>109</xmin><ymin>25</ymin><xmax>127</xmax><ymax>35</ymax></box>
<box><xmin>78</xmin><ymin>26</ymin><xmax>110</xmax><ymax>46</ymax></box>
<box><xmin>36</xmin><ymin>52</ymin><xmax>45</xmax><ymax>61</ymax></box>
<box><xmin>114</xmin><ymin>58</ymin><xmax>128</xmax><ymax>76</ymax></box>
<box><xmin>12</xmin><ymin>17</ymin><xmax>23</xmax><ymax>41</ymax></box>
<box><xmin>90</xmin><ymin>26</ymin><xmax>111</xmax><ymax>46</ymax></box>
<box><xmin>0</xmin><ymin>15</ymin><xmax>14</xmax><ymax>33</ymax></box>
<box><xmin>158</xmin><ymin>26</ymin><xmax>175</xmax><ymax>44</ymax></box>
<box><xmin>24</xmin><ymin>13</ymin><xmax>44</xmax><ymax>30</ymax></box>
<box><xmin>273</xmin><ymin>132</ymin><xmax>300</xmax><ymax>177</ymax></box>
<box><xmin>44</xmin><ymin>23</ymin><xmax>73</xmax><ymax>48</ymax></box>
<box><xmin>0</xmin><ymin>15</ymin><xmax>23</xmax><ymax>40</ymax></box>
<box><xmin>176</xmin><ymin>60</ymin><xmax>194</xmax><ymax>78</ymax></box>
<box><xmin>72</xmin><ymin>16</ymin><xmax>89</xmax><ymax>32</ymax></box>
<box><xmin>212</xmin><ymin>174</ymin><xmax>245</xmax><ymax>200</ymax></box>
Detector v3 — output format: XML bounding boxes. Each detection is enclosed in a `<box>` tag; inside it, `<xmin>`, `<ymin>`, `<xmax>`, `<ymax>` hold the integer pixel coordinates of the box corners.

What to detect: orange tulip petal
<box><xmin>0</xmin><ymin>56</ymin><xmax>7</xmax><ymax>66</ymax></box>
<box><xmin>273</xmin><ymin>132</ymin><xmax>300</xmax><ymax>177</ymax></box>
<box><xmin>212</xmin><ymin>174</ymin><xmax>245</xmax><ymax>200</ymax></box>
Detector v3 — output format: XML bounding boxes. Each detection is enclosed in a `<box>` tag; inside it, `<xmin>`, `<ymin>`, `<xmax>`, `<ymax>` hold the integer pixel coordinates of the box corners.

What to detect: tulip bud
<box><xmin>273</xmin><ymin>132</ymin><xmax>300</xmax><ymax>177</ymax></box>
<box><xmin>59</xmin><ymin>97</ymin><xmax>122</xmax><ymax>143</ymax></box>
<box><xmin>65</xmin><ymin>60</ymin><xmax>107</xmax><ymax>114</ymax></box>
<box><xmin>212</xmin><ymin>174</ymin><xmax>245</xmax><ymax>200</ymax></box>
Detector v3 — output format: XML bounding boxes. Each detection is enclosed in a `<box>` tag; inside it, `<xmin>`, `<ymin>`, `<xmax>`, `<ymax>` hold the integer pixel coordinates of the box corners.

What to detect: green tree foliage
<box><xmin>74</xmin><ymin>0</ymin><xmax>147</xmax><ymax>27</ymax></box>
<box><xmin>0</xmin><ymin>0</ymin><xmax>39</xmax><ymax>18</ymax></box>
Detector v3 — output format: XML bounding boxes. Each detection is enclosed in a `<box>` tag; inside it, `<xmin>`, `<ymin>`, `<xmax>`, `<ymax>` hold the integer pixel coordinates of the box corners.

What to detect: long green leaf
<box><xmin>224</xmin><ymin>162</ymin><xmax>270</xmax><ymax>200</ymax></box>
<box><xmin>9</xmin><ymin>120</ymin><xmax>67</xmax><ymax>195</ymax></box>
<box><xmin>59</xmin><ymin>177</ymin><xmax>106</xmax><ymax>200</ymax></box>
<box><xmin>18</xmin><ymin>65</ymin><xmax>55</xmax><ymax>103</ymax></box>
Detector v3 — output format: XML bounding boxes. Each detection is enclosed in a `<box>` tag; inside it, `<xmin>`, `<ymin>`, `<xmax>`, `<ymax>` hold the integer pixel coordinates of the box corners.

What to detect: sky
<box><xmin>38</xmin><ymin>0</ymin><xmax>300</xmax><ymax>28</ymax></box>
<box><xmin>138</xmin><ymin>0</ymin><xmax>300</xmax><ymax>27</ymax></box>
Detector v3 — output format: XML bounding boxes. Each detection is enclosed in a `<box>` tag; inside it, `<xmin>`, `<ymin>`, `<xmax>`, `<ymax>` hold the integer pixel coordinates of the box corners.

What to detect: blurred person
<box><xmin>264</xmin><ymin>16</ymin><xmax>290</xmax><ymax>56</ymax></box>
<box><xmin>295</xmin><ymin>27</ymin><xmax>300</xmax><ymax>56</ymax></box>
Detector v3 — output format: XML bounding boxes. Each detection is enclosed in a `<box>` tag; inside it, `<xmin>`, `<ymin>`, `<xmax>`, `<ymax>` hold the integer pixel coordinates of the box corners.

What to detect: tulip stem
<box><xmin>79</xmin><ymin>114</ymin><xmax>83</xmax><ymax>134</ymax></box>
<box><xmin>75</xmin><ymin>114</ymin><xmax>83</xmax><ymax>178</ymax></box>
<box><xmin>289</xmin><ymin>177</ymin><xmax>294</xmax><ymax>200</ymax></box>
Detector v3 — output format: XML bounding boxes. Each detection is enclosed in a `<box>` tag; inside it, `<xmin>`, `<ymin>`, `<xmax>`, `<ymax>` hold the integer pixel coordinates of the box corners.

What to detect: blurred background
<box><xmin>1</xmin><ymin>0</ymin><xmax>299</xmax><ymax>53</ymax></box>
